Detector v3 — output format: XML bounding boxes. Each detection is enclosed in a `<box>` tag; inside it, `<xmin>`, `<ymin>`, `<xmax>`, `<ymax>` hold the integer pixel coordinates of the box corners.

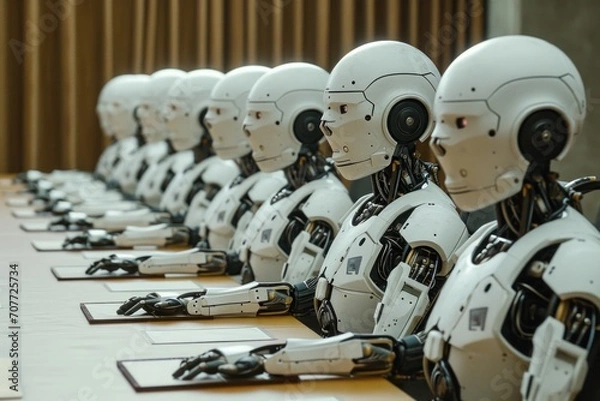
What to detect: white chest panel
<box><xmin>105</xmin><ymin>137</ymin><xmax>140</xmax><ymax>182</ymax></box>
<box><xmin>116</xmin><ymin>141</ymin><xmax>169</xmax><ymax>197</ymax></box>
<box><xmin>94</xmin><ymin>142</ymin><xmax>119</xmax><ymax>180</ymax></box>
<box><xmin>240</xmin><ymin>174</ymin><xmax>349</xmax><ymax>282</ymax></box>
<box><xmin>202</xmin><ymin>172</ymin><xmax>286</xmax><ymax>251</ymax></box>
<box><xmin>135</xmin><ymin>151</ymin><xmax>194</xmax><ymax>209</ymax></box>
<box><xmin>318</xmin><ymin>183</ymin><xmax>463</xmax><ymax>334</ymax></box>
<box><xmin>162</xmin><ymin>156</ymin><xmax>239</xmax><ymax>220</ymax></box>
<box><xmin>424</xmin><ymin>209</ymin><xmax>600</xmax><ymax>401</ymax></box>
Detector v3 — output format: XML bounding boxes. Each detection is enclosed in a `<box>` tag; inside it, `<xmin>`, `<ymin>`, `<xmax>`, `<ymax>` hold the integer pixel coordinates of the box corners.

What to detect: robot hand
<box><xmin>116</xmin><ymin>291</ymin><xmax>205</xmax><ymax>316</ymax></box>
<box><xmin>172</xmin><ymin>344</ymin><xmax>274</xmax><ymax>380</ymax></box>
<box><xmin>62</xmin><ymin>229</ymin><xmax>115</xmax><ymax>250</ymax></box>
<box><xmin>48</xmin><ymin>212</ymin><xmax>92</xmax><ymax>231</ymax></box>
<box><xmin>85</xmin><ymin>254</ymin><xmax>150</xmax><ymax>275</ymax></box>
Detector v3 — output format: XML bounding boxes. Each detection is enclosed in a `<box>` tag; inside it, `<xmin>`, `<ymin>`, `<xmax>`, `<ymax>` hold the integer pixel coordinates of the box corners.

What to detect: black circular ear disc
<box><xmin>293</xmin><ymin>109</ymin><xmax>323</xmax><ymax>145</ymax></box>
<box><xmin>518</xmin><ymin>109</ymin><xmax>568</xmax><ymax>162</ymax></box>
<box><xmin>387</xmin><ymin>99</ymin><xmax>429</xmax><ymax>145</ymax></box>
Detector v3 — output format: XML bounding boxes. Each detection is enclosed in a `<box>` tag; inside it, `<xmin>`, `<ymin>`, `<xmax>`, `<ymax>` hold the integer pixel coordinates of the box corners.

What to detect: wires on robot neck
<box><xmin>353</xmin><ymin>146</ymin><xmax>436</xmax><ymax>225</ymax></box>
<box><xmin>497</xmin><ymin>167</ymin><xmax>570</xmax><ymax>239</ymax></box>
<box><xmin>192</xmin><ymin>135</ymin><xmax>215</xmax><ymax>163</ymax></box>
<box><xmin>236</xmin><ymin>153</ymin><xmax>260</xmax><ymax>178</ymax></box>
<box><xmin>375</xmin><ymin>145</ymin><xmax>436</xmax><ymax>205</ymax></box>
<box><xmin>283</xmin><ymin>149</ymin><xmax>330</xmax><ymax>190</ymax></box>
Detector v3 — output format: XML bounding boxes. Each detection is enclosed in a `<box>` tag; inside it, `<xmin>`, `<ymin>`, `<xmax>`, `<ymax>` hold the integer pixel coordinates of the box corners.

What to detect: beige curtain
<box><xmin>0</xmin><ymin>0</ymin><xmax>486</xmax><ymax>173</ymax></box>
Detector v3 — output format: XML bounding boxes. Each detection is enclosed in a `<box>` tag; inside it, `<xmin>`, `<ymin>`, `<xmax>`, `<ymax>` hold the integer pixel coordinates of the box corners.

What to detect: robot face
<box><xmin>321</xmin><ymin>91</ymin><xmax>393</xmax><ymax>180</ymax></box>
<box><xmin>162</xmin><ymin>97</ymin><xmax>198</xmax><ymax>151</ymax></box>
<box><xmin>430</xmin><ymin>100</ymin><xmax>523</xmax><ymax>212</ymax></box>
<box><xmin>108</xmin><ymin>100</ymin><xmax>137</xmax><ymax>141</ymax></box>
<box><xmin>96</xmin><ymin>103</ymin><xmax>112</xmax><ymax>137</ymax></box>
<box><xmin>205</xmin><ymin>99</ymin><xmax>250</xmax><ymax>160</ymax></box>
<box><xmin>137</xmin><ymin>99</ymin><xmax>166</xmax><ymax>144</ymax></box>
<box><xmin>243</xmin><ymin>102</ymin><xmax>295</xmax><ymax>173</ymax></box>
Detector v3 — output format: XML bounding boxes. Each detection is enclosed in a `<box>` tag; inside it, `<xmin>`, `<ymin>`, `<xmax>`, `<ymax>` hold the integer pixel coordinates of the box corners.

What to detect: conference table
<box><xmin>0</xmin><ymin>178</ymin><xmax>417</xmax><ymax>401</ymax></box>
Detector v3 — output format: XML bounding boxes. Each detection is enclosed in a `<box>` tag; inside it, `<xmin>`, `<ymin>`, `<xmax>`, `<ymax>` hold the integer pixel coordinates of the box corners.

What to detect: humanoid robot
<box><xmin>95</xmin><ymin>73</ymin><xmax>149</xmax><ymax>183</ymax></box>
<box><xmin>85</xmin><ymin>65</ymin><xmax>286</xmax><ymax>274</ymax></box>
<box><xmin>111</xmin><ymin>62</ymin><xmax>353</xmax><ymax>314</ymax></box>
<box><xmin>173</xmin><ymin>37</ymin><xmax>599</xmax><ymax>401</ymax></box>
<box><xmin>15</xmin><ymin>74</ymin><xmax>148</xmax><ymax>210</ymax></box>
<box><xmin>59</xmin><ymin>70</ymin><xmax>241</xmax><ymax>246</ymax></box>
<box><xmin>52</xmin><ymin>69</ymin><xmax>229</xmax><ymax>233</ymax></box>
<box><xmin>114</xmin><ymin>42</ymin><xmax>468</xmax><ymax>341</ymax></box>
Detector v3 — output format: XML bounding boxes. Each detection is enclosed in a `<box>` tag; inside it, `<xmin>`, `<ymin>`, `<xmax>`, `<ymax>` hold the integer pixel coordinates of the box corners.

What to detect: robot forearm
<box><xmin>112</xmin><ymin>223</ymin><xmax>193</xmax><ymax>247</ymax></box>
<box><xmin>171</xmin><ymin>330</ymin><xmax>425</xmax><ymax>380</ymax></box>
<box><xmin>185</xmin><ymin>281</ymin><xmax>294</xmax><ymax>317</ymax></box>
<box><xmin>137</xmin><ymin>248</ymin><xmax>229</xmax><ymax>275</ymax></box>
<box><xmin>63</xmin><ymin>224</ymin><xmax>194</xmax><ymax>249</ymax></box>
<box><xmin>262</xmin><ymin>333</ymin><xmax>397</xmax><ymax>377</ymax></box>
<box><xmin>91</xmin><ymin>210</ymin><xmax>171</xmax><ymax>231</ymax></box>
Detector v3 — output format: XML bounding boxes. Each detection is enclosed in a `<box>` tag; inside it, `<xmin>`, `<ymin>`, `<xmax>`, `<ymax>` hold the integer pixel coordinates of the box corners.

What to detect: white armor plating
<box><xmin>239</xmin><ymin>173</ymin><xmax>352</xmax><ymax>282</ymax></box>
<box><xmin>161</xmin><ymin>156</ymin><xmax>240</xmax><ymax>220</ymax></box>
<box><xmin>135</xmin><ymin>150</ymin><xmax>195</xmax><ymax>209</ymax></box>
<box><xmin>113</xmin><ymin>140</ymin><xmax>171</xmax><ymax>197</ymax></box>
<box><xmin>186</xmin><ymin>282</ymin><xmax>293</xmax><ymax>316</ymax></box>
<box><xmin>195</xmin><ymin>171</ymin><xmax>287</xmax><ymax>249</ymax></box>
<box><xmin>315</xmin><ymin>183</ymin><xmax>467</xmax><ymax>334</ymax></box>
<box><xmin>424</xmin><ymin>209</ymin><xmax>600</xmax><ymax>401</ymax></box>
<box><xmin>263</xmin><ymin>333</ymin><xmax>395</xmax><ymax>377</ymax></box>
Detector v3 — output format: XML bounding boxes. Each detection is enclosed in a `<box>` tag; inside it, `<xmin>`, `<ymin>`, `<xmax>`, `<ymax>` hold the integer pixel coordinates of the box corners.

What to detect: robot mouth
<box><xmin>335</xmin><ymin>159</ymin><xmax>368</xmax><ymax>168</ymax></box>
<box><xmin>446</xmin><ymin>184</ymin><xmax>495</xmax><ymax>195</ymax></box>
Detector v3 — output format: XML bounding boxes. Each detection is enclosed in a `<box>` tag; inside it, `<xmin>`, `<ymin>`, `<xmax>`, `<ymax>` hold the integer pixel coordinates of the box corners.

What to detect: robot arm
<box><xmin>521</xmin><ymin>317</ymin><xmax>589</xmax><ymax>401</ymax></box>
<box><xmin>115</xmin><ymin>281</ymin><xmax>294</xmax><ymax>316</ymax></box>
<box><xmin>90</xmin><ymin>209</ymin><xmax>170</xmax><ymax>231</ymax></box>
<box><xmin>173</xmin><ymin>332</ymin><xmax>426</xmax><ymax>380</ymax></box>
<box><xmin>63</xmin><ymin>224</ymin><xmax>193</xmax><ymax>249</ymax></box>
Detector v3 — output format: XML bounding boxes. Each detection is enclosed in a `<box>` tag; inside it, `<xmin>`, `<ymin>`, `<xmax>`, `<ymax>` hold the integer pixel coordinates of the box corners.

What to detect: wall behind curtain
<box><xmin>0</xmin><ymin>0</ymin><xmax>485</xmax><ymax>173</ymax></box>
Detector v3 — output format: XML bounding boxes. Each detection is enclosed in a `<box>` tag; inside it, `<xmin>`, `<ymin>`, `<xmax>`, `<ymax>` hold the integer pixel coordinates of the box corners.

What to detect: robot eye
<box><xmin>170</xmin><ymin>104</ymin><xmax>177</xmax><ymax>111</ymax></box>
<box><xmin>456</xmin><ymin>117</ymin><xmax>468</xmax><ymax>129</ymax></box>
<box><xmin>255</xmin><ymin>111</ymin><xmax>262</xmax><ymax>120</ymax></box>
<box><xmin>340</xmin><ymin>104</ymin><xmax>348</xmax><ymax>114</ymax></box>
<box><xmin>216</xmin><ymin>108</ymin><xmax>221</xmax><ymax>115</ymax></box>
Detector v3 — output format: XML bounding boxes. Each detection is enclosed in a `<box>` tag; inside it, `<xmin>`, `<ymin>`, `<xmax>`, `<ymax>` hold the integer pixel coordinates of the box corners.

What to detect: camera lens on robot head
<box><xmin>387</xmin><ymin>99</ymin><xmax>429</xmax><ymax>145</ymax></box>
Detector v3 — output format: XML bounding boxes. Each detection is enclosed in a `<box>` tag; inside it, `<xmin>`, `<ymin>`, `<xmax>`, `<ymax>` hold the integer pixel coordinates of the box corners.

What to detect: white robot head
<box><xmin>161</xmin><ymin>69</ymin><xmax>224</xmax><ymax>152</ymax></box>
<box><xmin>205</xmin><ymin>66</ymin><xmax>270</xmax><ymax>160</ymax></box>
<box><xmin>243</xmin><ymin>62</ymin><xmax>328</xmax><ymax>172</ymax></box>
<box><xmin>137</xmin><ymin>68</ymin><xmax>187</xmax><ymax>144</ymax></box>
<box><xmin>105</xmin><ymin>74</ymin><xmax>150</xmax><ymax>140</ymax></box>
<box><xmin>430</xmin><ymin>35</ymin><xmax>586</xmax><ymax>212</ymax></box>
<box><xmin>320</xmin><ymin>40</ymin><xmax>440</xmax><ymax>180</ymax></box>
<box><xmin>96</xmin><ymin>75</ymin><xmax>133</xmax><ymax>138</ymax></box>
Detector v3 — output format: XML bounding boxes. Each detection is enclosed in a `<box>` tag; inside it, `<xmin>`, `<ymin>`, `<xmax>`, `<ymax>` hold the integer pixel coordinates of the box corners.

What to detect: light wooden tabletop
<box><xmin>0</xmin><ymin>180</ymin><xmax>416</xmax><ymax>401</ymax></box>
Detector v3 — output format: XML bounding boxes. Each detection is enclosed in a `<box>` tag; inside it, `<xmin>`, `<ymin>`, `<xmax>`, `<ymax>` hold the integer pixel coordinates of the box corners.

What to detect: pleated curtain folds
<box><xmin>0</xmin><ymin>0</ymin><xmax>485</xmax><ymax>174</ymax></box>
